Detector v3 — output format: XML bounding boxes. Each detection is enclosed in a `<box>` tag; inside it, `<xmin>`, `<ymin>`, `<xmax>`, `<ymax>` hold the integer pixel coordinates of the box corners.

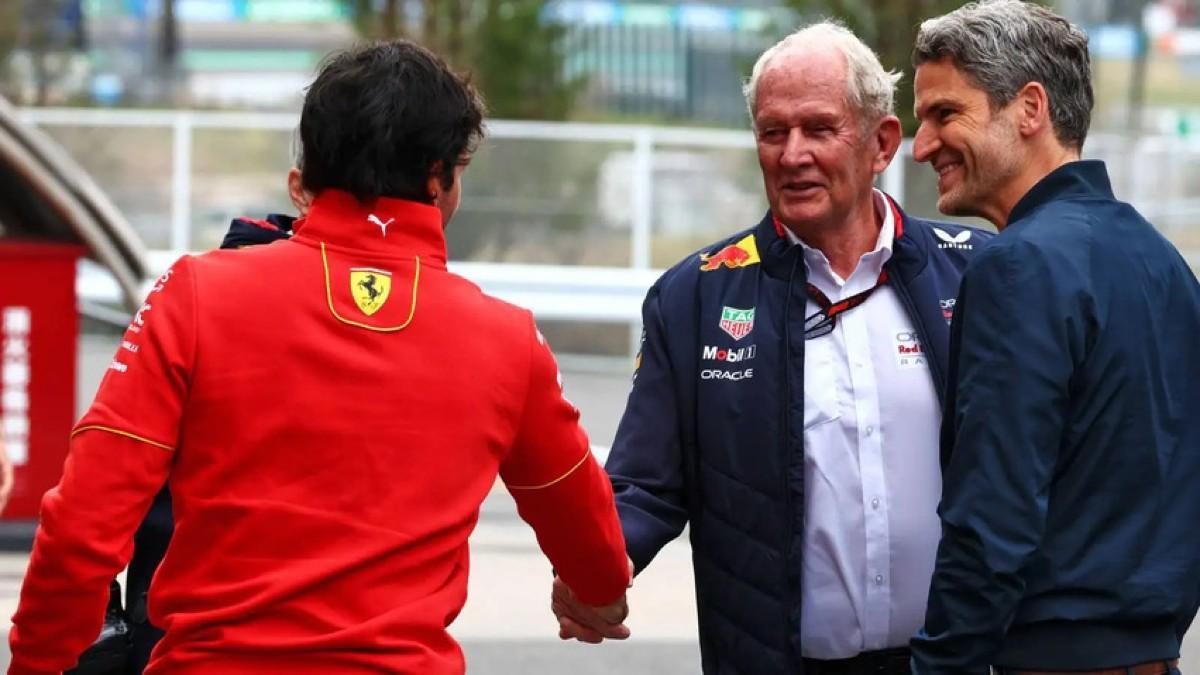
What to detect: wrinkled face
<box><xmin>752</xmin><ymin>49</ymin><xmax>885</xmax><ymax>233</ymax></box>
<box><xmin>913</xmin><ymin>59</ymin><xmax>1023</xmax><ymax>219</ymax></box>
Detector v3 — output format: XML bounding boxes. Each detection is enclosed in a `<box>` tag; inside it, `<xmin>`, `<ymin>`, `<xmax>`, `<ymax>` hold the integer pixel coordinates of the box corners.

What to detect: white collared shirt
<box><xmin>789</xmin><ymin>191</ymin><xmax>943</xmax><ymax>659</ymax></box>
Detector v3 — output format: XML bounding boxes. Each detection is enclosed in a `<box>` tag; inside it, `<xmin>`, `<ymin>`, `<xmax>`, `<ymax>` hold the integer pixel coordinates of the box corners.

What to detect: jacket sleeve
<box><xmin>911</xmin><ymin>243</ymin><xmax>1081</xmax><ymax>673</ymax></box>
<box><xmin>498</xmin><ymin>318</ymin><xmax>631</xmax><ymax>607</ymax></box>
<box><xmin>604</xmin><ymin>282</ymin><xmax>689</xmax><ymax>574</ymax></box>
<box><xmin>9</xmin><ymin>258</ymin><xmax>197</xmax><ymax>675</ymax></box>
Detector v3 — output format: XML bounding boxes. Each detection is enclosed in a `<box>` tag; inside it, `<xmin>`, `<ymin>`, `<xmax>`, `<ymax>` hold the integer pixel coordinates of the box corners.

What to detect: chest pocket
<box><xmin>802</xmin><ymin>336</ymin><xmax>842</xmax><ymax>430</ymax></box>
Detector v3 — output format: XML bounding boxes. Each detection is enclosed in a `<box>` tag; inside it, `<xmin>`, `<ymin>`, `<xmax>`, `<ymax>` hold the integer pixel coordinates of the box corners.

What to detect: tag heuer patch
<box><xmin>719</xmin><ymin>306</ymin><xmax>755</xmax><ymax>340</ymax></box>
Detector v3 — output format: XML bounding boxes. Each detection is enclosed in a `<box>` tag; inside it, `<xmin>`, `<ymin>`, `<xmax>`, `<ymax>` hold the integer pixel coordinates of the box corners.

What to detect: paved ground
<box><xmin>3</xmin><ymin>498</ymin><xmax>1198</xmax><ymax>671</ymax></box>
<box><xmin>0</xmin><ymin>495</ymin><xmax>703</xmax><ymax>673</ymax></box>
<box><xmin>0</xmin><ymin>334</ymin><xmax>701</xmax><ymax>672</ymax></box>
<box><xmin>0</xmin><ymin>333</ymin><xmax>1193</xmax><ymax>671</ymax></box>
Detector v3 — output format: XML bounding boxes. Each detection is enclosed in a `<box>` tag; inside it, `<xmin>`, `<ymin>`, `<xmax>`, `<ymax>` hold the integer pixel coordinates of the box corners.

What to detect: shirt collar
<box><xmin>787</xmin><ymin>189</ymin><xmax>894</xmax><ymax>288</ymax></box>
<box><xmin>290</xmin><ymin>189</ymin><xmax>448</xmax><ymax>265</ymax></box>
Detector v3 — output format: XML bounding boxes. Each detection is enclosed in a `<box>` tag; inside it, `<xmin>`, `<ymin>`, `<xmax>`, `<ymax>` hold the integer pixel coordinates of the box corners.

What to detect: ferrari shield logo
<box><xmin>719</xmin><ymin>306</ymin><xmax>755</xmax><ymax>340</ymax></box>
<box><xmin>350</xmin><ymin>267</ymin><xmax>392</xmax><ymax>316</ymax></box>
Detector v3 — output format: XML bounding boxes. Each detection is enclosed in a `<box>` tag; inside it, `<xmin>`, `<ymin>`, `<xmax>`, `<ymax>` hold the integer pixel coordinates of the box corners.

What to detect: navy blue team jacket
<box><xmin>606</xmin><ymin>196</ymin><xmax>991</xmax><ymax>673</ymax></box>
<box><xmin>911</xmin><ymin>161</ymin><xmax>1200</xmax><ymax>673</ymax></box>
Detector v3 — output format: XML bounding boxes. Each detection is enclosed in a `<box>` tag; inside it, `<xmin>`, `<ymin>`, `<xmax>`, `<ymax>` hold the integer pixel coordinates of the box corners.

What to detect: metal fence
<box><xmin>566</xmin><ymin>23</ymin><xmax>772</xmax><ymax>125</ymax></box>
<box><xmin>15</xmin><ymin>106</ymin><xmax>1200</xmax><ymax>353</ymax></box>
<box><xmin>13</xmin><ymin>106</ymin><xmax>906</xmax><ymax>261</ymax></box>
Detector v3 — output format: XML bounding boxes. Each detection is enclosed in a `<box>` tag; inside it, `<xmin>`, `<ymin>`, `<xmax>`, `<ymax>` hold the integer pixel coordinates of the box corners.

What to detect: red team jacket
<box><xmin>9</xmin><ymin>191</ymin><xmax>631</xmax><ymax>674</ymax></box>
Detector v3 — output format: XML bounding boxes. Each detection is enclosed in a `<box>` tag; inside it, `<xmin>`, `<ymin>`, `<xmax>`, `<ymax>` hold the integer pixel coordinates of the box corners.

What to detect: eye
<box><xmin>759</xmin><ymin>127</ymin><xmax>786</xmax><ymax>141</ymax></box>
<box><xmin>937</xmin><ymin>106</ymin><xmax>955</xmax><ymax>122</ymax></box>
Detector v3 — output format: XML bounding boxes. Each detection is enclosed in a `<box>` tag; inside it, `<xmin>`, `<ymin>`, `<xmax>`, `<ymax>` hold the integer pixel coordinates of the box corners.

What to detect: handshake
<box><xmin>551</xmin><ymin>557</ymin><xmax>635</xmax><ymax>644</ymax></box>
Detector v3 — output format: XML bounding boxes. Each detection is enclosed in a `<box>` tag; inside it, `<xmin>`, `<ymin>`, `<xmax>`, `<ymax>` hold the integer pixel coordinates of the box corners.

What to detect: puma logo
<box><xmin>367</xmin><ymin>214</ymin><xmax>394</xmax><ymax>237</ymax></box>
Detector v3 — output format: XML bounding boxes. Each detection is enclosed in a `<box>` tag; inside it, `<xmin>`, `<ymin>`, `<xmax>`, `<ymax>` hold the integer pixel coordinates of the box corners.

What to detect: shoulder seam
<box><xmin>506</xmin><ymin>448</ymin><xmax>591</xmax><ymax>490</ymax></box>
<box><xmin>72</xmin><ymin>425</ymin><xmax>174</xmax><ymax>452</ymax></box>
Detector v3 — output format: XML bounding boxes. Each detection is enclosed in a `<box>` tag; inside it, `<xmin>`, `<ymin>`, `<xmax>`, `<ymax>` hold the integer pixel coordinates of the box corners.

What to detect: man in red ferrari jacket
<box><xmin>10</xmin><ymin>40</ymin><xmax>631</xmax><ymax>675</ymax></box>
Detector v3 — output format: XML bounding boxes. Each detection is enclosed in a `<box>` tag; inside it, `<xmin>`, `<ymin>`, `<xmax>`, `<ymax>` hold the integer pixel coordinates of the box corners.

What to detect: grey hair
<box><xmin>743</xmin><ymin>21</ymin><xmax>902</xmax><ymax>129</ymax></box>
<box><xmin>913</xmin><ymin>0</ymin><xmax>1093</xmax><ymax>151</ymax></box>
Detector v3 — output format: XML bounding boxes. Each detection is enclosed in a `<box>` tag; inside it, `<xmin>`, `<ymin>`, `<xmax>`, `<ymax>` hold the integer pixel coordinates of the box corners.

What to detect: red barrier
<box><xmin>0</xmin><ymin>242</ymin><xmax>82</xmax><ymax>519</ymax></box>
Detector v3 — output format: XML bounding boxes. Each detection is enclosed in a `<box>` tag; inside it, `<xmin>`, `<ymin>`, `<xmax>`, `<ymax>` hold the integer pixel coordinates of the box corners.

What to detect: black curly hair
<box><xmin>298</xmin><ymin>40</ymin><xmax>486</xmax><ymax>204</ymax></box>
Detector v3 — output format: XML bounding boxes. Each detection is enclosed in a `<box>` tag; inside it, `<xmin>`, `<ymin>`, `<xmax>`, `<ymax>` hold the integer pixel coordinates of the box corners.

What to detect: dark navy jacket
<box><xmin>606</xmin><ymin>197</ymin><xmax>991</xmax><ymax>673</ymax></box>
<box><xmin>911</xmin><ymin>161</ymin><xmax>1200</xmax><ymax>672</ymax></box>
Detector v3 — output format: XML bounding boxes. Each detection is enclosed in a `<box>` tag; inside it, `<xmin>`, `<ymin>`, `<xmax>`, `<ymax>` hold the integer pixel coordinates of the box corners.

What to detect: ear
<box><xmin>870</xmin><ymin>115</ymin><xmax>903</xmax><ymax>174</ymax></box>
<box><xmin>425</xmin><ymin>161</ymin><xmax>446</xmax><ymax>203</ymax></box>
<box><xmin>286</xmin><ymin>167</ymin><xmax>313</xmax><ymax>216</ymax></box>
<box><xmin>1013</xmin><ymin>81</ymin><xmax>1051</xmax><ymax>139</ymax></box>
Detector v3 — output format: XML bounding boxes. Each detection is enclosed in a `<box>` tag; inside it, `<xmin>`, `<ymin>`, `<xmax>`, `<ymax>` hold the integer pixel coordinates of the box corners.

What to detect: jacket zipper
<box><xmin>781</xmin><ymin>252</ymin><xmax>803</xmax><ymax>671</ymax></box>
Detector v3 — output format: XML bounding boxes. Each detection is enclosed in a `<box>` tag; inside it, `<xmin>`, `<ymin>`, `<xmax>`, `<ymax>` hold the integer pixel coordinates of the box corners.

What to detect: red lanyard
<box><xmin>803</xmin><ymin>270</ymin><xmax>888</xmax><ymax>340</ymax></box>
<box><xmin>774</xmin><ymin>196</ymin><xmax>902</xmax><ymax>340</ymax></box>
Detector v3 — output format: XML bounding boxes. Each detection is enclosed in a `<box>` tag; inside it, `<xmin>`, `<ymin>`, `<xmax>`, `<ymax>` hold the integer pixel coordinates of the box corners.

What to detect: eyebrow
<box><xmin>755</xmin><ymin>108</ymin><xmax>842</xmax><ymax>127</ymax></box>
<box><xmin>753</xmin><ymin>117</ymin><xmax>786</xmax><ymax>132</ymax></box>
<box><xmin>915</xmin><ymin>97</ymin><xmax>956</xmax><ymax>118</ymax></box>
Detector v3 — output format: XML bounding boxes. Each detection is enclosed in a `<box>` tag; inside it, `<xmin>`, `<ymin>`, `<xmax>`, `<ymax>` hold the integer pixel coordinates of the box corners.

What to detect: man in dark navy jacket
<box><xmin>910</xmin><ymin>2</ymin><xmax>1200</xmax><ymax>673</ymax></box>
<box><xmin>552</xmin><ymin>21</ymin><xmax>992</xmax><ymax>675</ymax></box>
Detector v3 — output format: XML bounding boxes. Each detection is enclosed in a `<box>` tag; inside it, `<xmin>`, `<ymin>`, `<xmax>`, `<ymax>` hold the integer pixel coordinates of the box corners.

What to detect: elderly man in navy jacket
<box><xmin>909</xmin><ymin>2</ymin><xmax>1200</xmax><ymax>674</ymax></box>
<box><xmin>553</xmin><ymin>21</ymin><xmax>992</xmax><ymax>675</ymax></box>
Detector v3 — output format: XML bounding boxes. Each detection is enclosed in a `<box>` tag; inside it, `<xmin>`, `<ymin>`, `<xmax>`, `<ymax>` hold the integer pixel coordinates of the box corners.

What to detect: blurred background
<box><xmin>3</xmin><ymin>0</ymin><xmax>1199</xmax><ymax>355</ymax></box>
<box><xmin>0</xmin><ymin>0</ymin><xmax>1197</xmax><ymax>672</ymax></box>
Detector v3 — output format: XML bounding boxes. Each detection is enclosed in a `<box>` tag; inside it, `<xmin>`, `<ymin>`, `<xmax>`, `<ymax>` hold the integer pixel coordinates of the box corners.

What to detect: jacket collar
<box><xmin>221</xmin><ymin>213</ymin><xmax>295</xmax><ymax>249</ymax></box>
<box><xmin>291</xmin><ymin>189</ymin><xmax>448</xmax><ymax>265</ymax></box>
<box><xmin>758</xmin><ymin>192</ymin><xmax>908</xmax><ymax>281</ymax></box>
<box><xmin>1008</xmin><ymin>160</ymin><xmax>1114</xmax><ymax>225</ymax></box>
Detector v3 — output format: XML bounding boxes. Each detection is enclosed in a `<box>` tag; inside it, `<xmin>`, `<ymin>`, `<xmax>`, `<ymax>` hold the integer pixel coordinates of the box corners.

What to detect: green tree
<box><xmin>470</xmin><ymin>0</ymin><xmax>583</xmax><ymax>120</ymax></box>
<box><xmin>0</xmin><ymin>3</ymin><xmax>21</xmax><ymax>100</ymax></box>
<box><xmin>8</xmin><ymin>1</ymin><xmax>87</xmax><ymax>105</ymax></box>
<box><xmin>343</xmin><ymin>0</ymin><xmax>405</xmax><ymax>41</ymax></box>
<box><xmin>155</xmin><ymin>0</ymin><xmax>182</xmax><ymax>103</ymax></box>
<box><xmin>338</xmin><ymin>0</ymin><xmax>581</xmax><ymax>120</ymax></box>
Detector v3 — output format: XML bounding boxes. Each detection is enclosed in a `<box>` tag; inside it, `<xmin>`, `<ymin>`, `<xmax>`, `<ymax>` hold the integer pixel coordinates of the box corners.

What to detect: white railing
<box><xmin>19</xmin><ymin>107</ymin><xmax>1200</xmax><ymax>344</ymax></box>
<box><xmin>23</xmin><ymin>108</ymin><xmax>763</xmax><ymax>348</ymax></box>
<box><xmin>24</xmin><ymin>106</ymin><xmax>912</xmax><ymax>347</ymax></box>
<box><xmin>77</xmin><ymin>256</ymin><xmax>662</xmax><ymax>322</ymax></box>
<box><xmin>16</xmin><ymin>107</ymin><xmax>774</xmax><ymax>271</ymax></box>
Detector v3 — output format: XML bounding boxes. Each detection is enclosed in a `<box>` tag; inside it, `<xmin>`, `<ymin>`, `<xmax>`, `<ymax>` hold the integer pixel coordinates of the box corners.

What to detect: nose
<box><xmin>912</xmin><ymin>122</ymin><xmax>939</xmax><ymax>164</ymax></box>
<box><xmin>780</xmin><ymin>128</ymin><xmax>812</xmax><ymax>168</ymax></box>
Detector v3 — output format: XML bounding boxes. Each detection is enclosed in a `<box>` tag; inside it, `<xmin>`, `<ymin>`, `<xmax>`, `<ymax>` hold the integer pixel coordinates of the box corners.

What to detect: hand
<box><xmin>0</xmin><ymin>439</ymin><xmax>13</xmax><ymax>514</ymax></box>
<box><xmin>551</xmin><ymin>577</ymin><xmax>629</xmax><ymax>643</ymax></box>
<box><xmin>550</xmin><ymin>557</ymin><xmax>635</xmax><ymax>643</ymax></box>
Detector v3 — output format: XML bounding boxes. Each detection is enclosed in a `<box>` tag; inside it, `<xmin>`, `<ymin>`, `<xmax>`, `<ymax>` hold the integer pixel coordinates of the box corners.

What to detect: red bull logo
<box><xmin>698</xmin><ymin>234</ymin><xmax>760</xmax><ymax>271</ymax></box>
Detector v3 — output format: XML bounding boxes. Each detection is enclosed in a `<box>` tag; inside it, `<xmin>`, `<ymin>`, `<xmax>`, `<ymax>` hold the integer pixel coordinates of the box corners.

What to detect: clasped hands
<box><xmin>550</xmin><ymin>557</ymin><xmax>634</xmax><ymax>643</ymax></box>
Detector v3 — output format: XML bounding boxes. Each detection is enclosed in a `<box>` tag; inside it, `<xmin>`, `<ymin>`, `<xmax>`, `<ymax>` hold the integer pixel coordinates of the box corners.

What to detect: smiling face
<box><xmin>913</xmin><ymin>58</ymin><xmax>1024</xmax><ymax>222</ymax></box>
<box><xmin>752</xmin><ymin>48</ymin><xmax>893</xmax><ymax>235</ymax></box>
